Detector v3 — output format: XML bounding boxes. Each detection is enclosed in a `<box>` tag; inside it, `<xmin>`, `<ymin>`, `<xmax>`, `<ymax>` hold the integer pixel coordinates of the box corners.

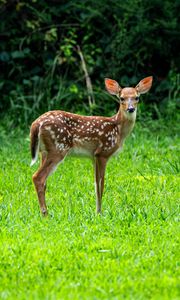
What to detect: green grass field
<box><xmin>0</xmin><ymin>122</ymin><xmax>179</xmax><ymax>300</ymax></box>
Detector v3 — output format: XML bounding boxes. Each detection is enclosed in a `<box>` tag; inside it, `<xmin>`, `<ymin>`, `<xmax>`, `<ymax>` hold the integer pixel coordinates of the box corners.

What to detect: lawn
<box><xmin>0</xmin><ymin>122</ymin><xmax>179</xmax><ymax>300</ymax></box>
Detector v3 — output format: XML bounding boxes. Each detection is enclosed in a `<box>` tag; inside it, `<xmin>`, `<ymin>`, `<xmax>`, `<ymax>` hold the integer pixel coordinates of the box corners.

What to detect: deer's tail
<box><xmin>30</xmin><ymin>123</ymin><xmax>40</xmax><ymax>166</ymax></box>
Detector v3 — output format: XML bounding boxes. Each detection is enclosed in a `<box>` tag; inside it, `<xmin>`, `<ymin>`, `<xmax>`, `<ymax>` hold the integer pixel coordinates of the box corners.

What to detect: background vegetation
<box><xmin>0</xmin><ymin>0</ymin><xmax>179</xmax><ymax>126</ymax></box>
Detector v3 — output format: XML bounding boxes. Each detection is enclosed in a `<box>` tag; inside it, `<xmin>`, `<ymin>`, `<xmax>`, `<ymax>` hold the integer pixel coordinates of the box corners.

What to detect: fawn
<box><xmin>30</xmin><ymin>76</ymin><xmax>153</xmax><ymax>216</ymax></box>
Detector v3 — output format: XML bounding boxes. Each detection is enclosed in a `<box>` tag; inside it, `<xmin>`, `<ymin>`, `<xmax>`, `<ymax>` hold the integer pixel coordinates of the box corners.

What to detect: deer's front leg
<box><xmin>94</xmin><ymin>156</ymin><xmax>107</xmax><ymax>214</ymax></box>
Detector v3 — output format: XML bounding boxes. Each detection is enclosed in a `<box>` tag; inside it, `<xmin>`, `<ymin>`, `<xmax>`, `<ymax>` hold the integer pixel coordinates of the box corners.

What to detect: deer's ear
<box><xmin>105</xmin><ymin>78</ymin><xmax>121</xmax><ymax>96</ymax></box>
<box><xmin>135</xmin><ymin>76</ymin><xmax>153</xmax><ymax>94</ymax></box>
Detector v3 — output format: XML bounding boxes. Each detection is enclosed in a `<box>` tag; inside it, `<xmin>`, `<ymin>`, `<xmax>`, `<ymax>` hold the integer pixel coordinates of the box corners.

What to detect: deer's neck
<box><xmin>114</xmin><ymin>108</ymin><xmax>137</xmax><ymax>140</ymax></box>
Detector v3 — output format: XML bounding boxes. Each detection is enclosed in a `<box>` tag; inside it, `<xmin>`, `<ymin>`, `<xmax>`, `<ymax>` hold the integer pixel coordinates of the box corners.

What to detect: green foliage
<box><xmin>0</xmin><ymin>124</ymin><xmax>179</xmax><ymax>299</ymax></box>
<box><xmin>0</xmin><ymin>0</ymin><xmax>179</xmax><ymax>124</ymax></box>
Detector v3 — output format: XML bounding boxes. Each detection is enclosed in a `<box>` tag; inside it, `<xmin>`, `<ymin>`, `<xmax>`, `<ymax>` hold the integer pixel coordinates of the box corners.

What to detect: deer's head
<box><xmin>105</xmin><ymin>76</ymin><xmax>153</xmax><ymax>115</ymax></box>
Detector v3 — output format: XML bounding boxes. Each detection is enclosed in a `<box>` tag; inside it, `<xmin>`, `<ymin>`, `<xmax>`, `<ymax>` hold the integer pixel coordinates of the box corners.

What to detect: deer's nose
<box><xmin>127</xmin><ymin>107</ymin><xmax>135</xmax><ymax>113</ymax></box>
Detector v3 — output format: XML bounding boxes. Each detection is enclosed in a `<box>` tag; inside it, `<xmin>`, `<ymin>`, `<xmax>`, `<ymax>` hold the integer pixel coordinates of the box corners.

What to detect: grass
<box><xmin>0</xmin><ymin>121</ymin><xmax>179</xmax><ymax>300</ymax></box>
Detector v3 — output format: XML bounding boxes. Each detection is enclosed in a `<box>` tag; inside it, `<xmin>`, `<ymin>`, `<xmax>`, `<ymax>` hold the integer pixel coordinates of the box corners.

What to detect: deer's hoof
<box><xmin>41</xmin><ymin>209</ymin><xmax>48</xmax><ymax>217</ymax></box>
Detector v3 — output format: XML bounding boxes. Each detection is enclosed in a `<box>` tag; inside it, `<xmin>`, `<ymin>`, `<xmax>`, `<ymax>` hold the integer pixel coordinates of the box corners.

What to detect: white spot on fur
<box><xmin>45</xmin><ymin>126</ymin><xmax>51</xmax><ymax>131</ymax></box>
<box><xmin>98</xmin><ymin>131</ymin><xmax>104</xmax><ymax>136</ymax></box>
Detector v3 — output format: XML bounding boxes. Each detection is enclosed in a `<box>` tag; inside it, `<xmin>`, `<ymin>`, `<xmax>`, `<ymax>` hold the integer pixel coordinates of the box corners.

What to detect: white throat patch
<box><xmin>124</xmin><ymin>110</ymin><xmax>137</xmax><ymax>121</ymax></box>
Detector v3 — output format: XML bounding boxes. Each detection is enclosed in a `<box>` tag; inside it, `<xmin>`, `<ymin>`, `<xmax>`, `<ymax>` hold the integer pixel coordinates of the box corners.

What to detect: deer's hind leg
<box><xmin>32</xmin><ymin>151</ymin><xmax>67</xmax><ymax>216</ymax></box>
<box><xmin>40</xmin><ymin>151</ymin><xmax>48</xmax><ymax>193</ymax></box>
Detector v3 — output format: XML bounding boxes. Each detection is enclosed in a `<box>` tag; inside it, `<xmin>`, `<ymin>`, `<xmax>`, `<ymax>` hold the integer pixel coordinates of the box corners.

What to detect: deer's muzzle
<box><xmin>127</xmin><ymin>107</ymin><xmax>135</xmax><ymax>113</ymax></box>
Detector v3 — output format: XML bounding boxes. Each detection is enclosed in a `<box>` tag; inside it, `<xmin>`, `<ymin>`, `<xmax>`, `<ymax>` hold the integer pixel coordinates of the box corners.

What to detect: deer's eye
<box><xmin>120</xmin><ymin>97</ymin><xmax>125</xmax><ymax>102</ymax></box>
<box><xmin>135</xmin><ymin>97</ymin><xmax>139</xmax><ymax>102</ymax></box>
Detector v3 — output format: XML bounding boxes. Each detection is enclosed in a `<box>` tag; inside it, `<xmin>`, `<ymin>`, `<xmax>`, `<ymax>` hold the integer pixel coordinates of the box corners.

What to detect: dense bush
<box><xmin>0</xmin><ymin>0</ymin><xmax>179</xmax><ymax>125</ymax></box>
